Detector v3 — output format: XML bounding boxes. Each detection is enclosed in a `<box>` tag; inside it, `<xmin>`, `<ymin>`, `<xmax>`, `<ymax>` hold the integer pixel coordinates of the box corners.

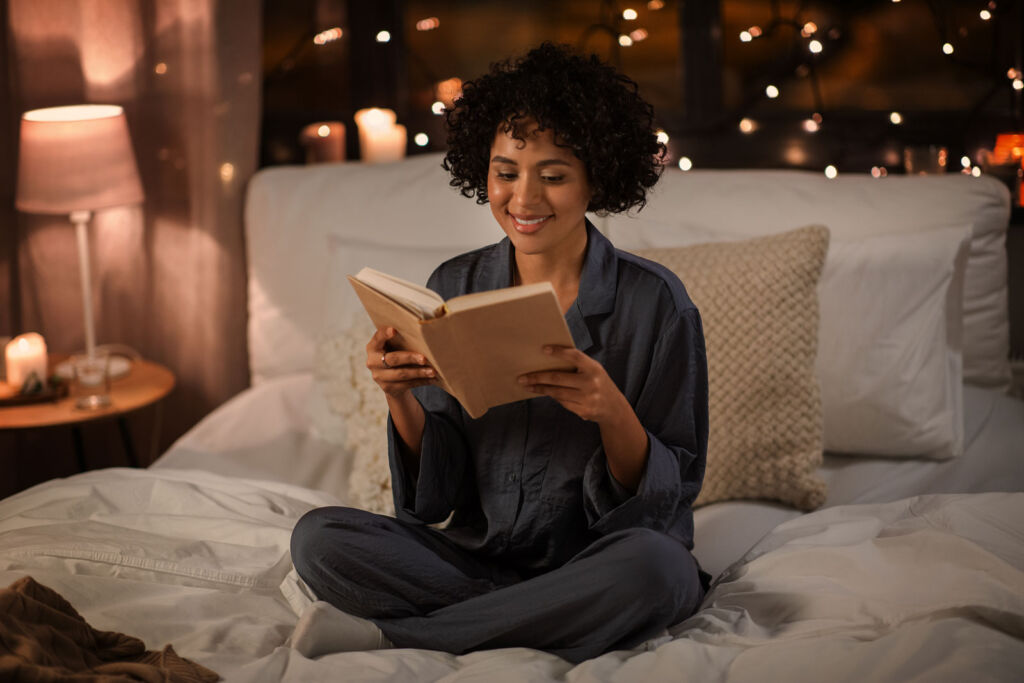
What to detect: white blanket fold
<box><xmin>0</xmin><ymin>469</ymin><xmax>1020</xmax><ymax>682</ymax></box>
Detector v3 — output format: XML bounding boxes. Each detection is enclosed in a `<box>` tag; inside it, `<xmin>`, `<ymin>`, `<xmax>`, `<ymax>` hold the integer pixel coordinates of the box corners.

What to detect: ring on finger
<box><xmin>381</xmin><ymin>352</ymin><xmax>391</xmax><ymax>369</ymax></box>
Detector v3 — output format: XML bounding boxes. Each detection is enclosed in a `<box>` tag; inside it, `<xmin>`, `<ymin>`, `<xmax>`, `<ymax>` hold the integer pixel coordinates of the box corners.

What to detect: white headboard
<box><xmin>244</xmin><ymin>155</ymin><xmax>1010</xmax><ymax>388</ymax></box>
<box><xmin>601</xmin><ymin>169</ymin><xmax>1010</xmax><ymax>388</ymax></box>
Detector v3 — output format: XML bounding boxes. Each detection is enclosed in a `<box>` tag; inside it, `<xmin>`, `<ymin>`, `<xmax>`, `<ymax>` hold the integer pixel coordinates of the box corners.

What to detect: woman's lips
<box><xmin>510</xmin><ymin>213</ymin><xmax>552</xmax><ymax>234</ymax></box>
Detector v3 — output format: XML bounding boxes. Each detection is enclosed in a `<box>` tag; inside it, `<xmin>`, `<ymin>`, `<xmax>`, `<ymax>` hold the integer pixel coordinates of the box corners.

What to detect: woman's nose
<box><xmin>514</xmin><ymin>175</ymin><xmax>542</xmax><ymax>206</ymax></box>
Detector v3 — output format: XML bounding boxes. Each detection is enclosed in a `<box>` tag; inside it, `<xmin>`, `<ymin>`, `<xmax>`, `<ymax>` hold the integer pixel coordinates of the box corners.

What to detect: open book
<box><xmin>348</xmin><ymin>267</ymin><xmax>576</xmax><ymax>418</ymax></box>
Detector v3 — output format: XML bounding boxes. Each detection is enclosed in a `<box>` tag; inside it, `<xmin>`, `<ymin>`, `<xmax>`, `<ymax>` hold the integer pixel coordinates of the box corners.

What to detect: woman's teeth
<box><xmin>515</xmin><ymin>216</ymin><xmax>548</xmax><ymax>225</ymax></box>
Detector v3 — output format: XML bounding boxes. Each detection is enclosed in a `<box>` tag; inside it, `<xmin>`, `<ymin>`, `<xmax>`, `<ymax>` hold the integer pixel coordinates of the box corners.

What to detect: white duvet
<box><xmin>0</xmin><ymin>468</ymin><xmax>1021</xmax><ymax>682</ymax></box>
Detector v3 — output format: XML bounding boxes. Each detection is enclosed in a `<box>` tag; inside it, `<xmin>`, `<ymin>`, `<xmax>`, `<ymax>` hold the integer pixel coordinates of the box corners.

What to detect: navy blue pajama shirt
<box><xmin>390</xmin><ymin>221</ymin><xmax>708</xmax><ymax>572</ymax></box>
<box><xmin>291</xmin><ymin>220</ymin><xmax>709</xmax><ymax>661</ymax></box>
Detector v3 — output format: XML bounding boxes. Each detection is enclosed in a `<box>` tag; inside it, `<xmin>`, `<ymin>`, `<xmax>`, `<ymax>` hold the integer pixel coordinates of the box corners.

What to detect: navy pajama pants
<box><xmin>290</xmin><ymin>506</ymin><xmax>706</xmax><ymax>663</ymax></box>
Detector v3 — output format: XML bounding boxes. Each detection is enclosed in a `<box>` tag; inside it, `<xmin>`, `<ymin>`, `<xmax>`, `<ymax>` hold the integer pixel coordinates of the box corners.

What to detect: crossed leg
<box><xmin>290</xmin><ymin>506</ymin><xmax>705</xmax><ymax>663</ymax></box>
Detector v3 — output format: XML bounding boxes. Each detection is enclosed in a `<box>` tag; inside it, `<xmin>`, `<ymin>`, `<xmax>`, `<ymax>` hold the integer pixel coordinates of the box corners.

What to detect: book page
<box><xmin>353</xmin><ymin>267</ymin><xmax>445</xmax><ymax>319</ymax></box>
<box><xmin>348</xmin><ymin>276</ymin><xmax>458</xmax><ymax>398</ymax></box>
<box><xmin>443</xmin><ymin>282</ymin><xmax>554</xmax><ymax>315</ymax></box>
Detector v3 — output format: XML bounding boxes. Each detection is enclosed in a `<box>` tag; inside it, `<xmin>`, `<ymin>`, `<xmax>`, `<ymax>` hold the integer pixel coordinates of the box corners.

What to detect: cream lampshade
<box><xmin>15</xmin><ymin>104</ymin><xmax>144</xmax><ymax>407</ymax></box>
<box><xmin>17</xmin><ymin>104</ymin><xmax>144</xmax><ymax>213</ymax></box>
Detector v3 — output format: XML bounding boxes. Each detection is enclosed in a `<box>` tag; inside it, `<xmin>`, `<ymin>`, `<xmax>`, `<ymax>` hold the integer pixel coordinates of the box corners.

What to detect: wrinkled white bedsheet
<box><xmin>0</xmin><ymin>468</ymin><xmax>336</xmax><ymax>675</ymax></box>
<box><xmin>154</xmin><ymin>377</ymin><xmax>1024</xmax><ymax>578</ymax></box>
<box><xmin>0</xmin><ymin>468</ymin><xmax>1020</xmax><ymax>681</ymax></box>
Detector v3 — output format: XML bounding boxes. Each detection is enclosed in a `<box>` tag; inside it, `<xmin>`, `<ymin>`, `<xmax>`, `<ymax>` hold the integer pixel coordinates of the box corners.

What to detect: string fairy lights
<box><xmin>415</xmin><ymin>17</ymin><xmax>440</xmax><ymax>31</ymax></box>
<box><xmin>279</xmin><ymin>2</ymin><xmax>1021</xmax><ymax>170</ymax></box>
<box><xmin>313</xmin><ymin>27</ymin><xmax>343</xmax><ymax>45</ymax></box>
<box><xmin>726</xmin><ymin>0</ymin><xmax>1023</xmax><ymax>176</ymax></box>
<box><xmin>578</xmin><ymin>2</ymin><xmax>652</xmax><ymax>53</ymax></box>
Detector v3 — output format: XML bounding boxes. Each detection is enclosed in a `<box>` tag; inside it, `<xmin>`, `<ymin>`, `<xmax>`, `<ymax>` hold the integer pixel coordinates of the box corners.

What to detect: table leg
<box><xmin>117</xmin><ymin>417</ymin><xmax>140</xmax><ymax>468</ymax></box>
<box><xmin>70</xmin><ymin>426</ymin><xmax>87</xmax><ymax>472</ymax></box>
<box><xmin>149</xmin><ymin>400</ymin><xmax>164</xmax><ymax>464</ymax></box>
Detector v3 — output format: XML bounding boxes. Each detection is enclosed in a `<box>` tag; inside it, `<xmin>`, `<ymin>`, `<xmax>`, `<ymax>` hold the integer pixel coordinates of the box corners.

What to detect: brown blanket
<box><xmin>0</xmin><ymin>576</ymin><xmax>219</xmax><ymax>682</ymax></box>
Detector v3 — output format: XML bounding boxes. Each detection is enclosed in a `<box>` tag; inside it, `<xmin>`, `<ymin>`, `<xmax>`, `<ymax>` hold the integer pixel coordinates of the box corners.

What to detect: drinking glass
<box><xmin>72</xmin><ymin>351</ymin><xmax>111</xmax><ymax>410</ymax></box>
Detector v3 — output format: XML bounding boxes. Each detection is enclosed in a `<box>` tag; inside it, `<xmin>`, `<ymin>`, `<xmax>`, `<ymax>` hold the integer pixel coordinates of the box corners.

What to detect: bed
<box><xmin>1</xmin><ymin>154</ymin><xmax>1022</xmax><ymax>681</ymax></box>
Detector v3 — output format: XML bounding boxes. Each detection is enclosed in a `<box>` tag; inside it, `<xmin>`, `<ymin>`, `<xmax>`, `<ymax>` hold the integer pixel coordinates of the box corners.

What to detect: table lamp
<box><xmin>15</xmin><ymin>104</ymin><xmax>145</xmax><ymax>406</ymax></box>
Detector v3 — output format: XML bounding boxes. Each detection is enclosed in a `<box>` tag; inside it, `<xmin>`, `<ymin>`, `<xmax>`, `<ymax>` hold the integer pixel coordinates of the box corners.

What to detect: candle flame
<box><xmin>355</xmin><ymin>108</ymin><xmax>397</xmax><ymax>130</ymax></box>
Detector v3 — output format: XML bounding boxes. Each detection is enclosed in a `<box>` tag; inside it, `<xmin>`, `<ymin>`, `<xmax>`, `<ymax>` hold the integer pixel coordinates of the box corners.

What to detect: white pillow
<box><xmin>622</xmin><ymin>222</ymin><xmax>970</xmax><ymax>458</ymax></box>
<box><xmin>816</xmin><ymin>227</ymin><xmax>970</xmax><ymax>458</ymax></box>
<box><xmin>318</xmin><ymin>234</ymin><xmax>465</xmax><ymax>335</ymax></box>
<box><xmin>244</xmin><ymin>155</ymin><xmax>495</xmax><ymax>384</ymax></box>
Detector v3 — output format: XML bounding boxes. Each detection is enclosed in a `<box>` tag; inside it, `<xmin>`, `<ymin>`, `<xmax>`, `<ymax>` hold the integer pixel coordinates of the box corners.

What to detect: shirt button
<box><xmin>507</xmin><ymin>473</ymin><xmax>518</xmax><ymax>483</ymax></box>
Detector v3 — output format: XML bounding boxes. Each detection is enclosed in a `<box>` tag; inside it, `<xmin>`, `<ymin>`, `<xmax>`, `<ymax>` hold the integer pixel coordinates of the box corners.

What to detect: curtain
<box><xmin>1</xmin><ymin>0</ymin><xmax>260</xmax><ymax>457</ymax></box>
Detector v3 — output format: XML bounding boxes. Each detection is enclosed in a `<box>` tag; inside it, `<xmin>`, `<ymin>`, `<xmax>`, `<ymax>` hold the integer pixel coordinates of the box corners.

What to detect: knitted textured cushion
<box><xmin>637</xmin><ymin>225</ymin><xmax>830</xmax><ymax>510</ymax></box>
<box><xmin>314</xmin><ymin>318</ymin><xmax>395</xmax><ymax>516</ymax></box>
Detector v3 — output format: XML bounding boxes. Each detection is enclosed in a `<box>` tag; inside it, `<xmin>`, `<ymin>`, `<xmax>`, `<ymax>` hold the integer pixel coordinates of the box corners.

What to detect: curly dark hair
<box><xmin>442</xmin><ymin>42</ymin><xmax>665</xmax><ymax>215</ymax></box>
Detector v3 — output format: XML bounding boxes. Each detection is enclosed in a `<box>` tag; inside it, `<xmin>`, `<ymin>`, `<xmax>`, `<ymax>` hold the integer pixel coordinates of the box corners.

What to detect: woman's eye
<box><xmin>496</xmin><ymin>171</ymin><xmax>517</xmax><ymax>181</ymax></box>
<box><xmin>541</xmin><ymin>175</ymin><xmax>564</xmax><ymax>183</ymax></box>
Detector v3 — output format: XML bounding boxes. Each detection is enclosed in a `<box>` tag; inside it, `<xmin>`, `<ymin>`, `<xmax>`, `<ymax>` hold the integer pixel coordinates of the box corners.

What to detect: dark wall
<box><xmin>261</xmin><ymin>0</ymin><xmax>1023</xmax><ymax>174</ymax></box>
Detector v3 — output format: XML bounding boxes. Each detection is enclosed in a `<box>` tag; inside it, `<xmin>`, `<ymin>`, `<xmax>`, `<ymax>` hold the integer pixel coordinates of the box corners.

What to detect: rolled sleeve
<box><xmin>582</xmin><ymin>309</ymin><xmax>708</xmax><ymax>543</ymax></box>
<box><xmin>387</xmin><ymin>265</ymin><xmax>474</xmax><ymax>525</ymax></box>
<box><xmin>388</xmin><ymin>387</ymin><xmax>470</xmax><ymax>525</ymax></box>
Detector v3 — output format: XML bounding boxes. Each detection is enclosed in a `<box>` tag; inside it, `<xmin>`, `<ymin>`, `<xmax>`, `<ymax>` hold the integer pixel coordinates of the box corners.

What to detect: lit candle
<box><xmin>354</xmin><ymin>108</ymin><xmax>407</xmax><ymax>163</ymax></box>
<box><xmin>299</xmin><ymin>121</ymin><xmax>346</xmax><ymax>164</ymax></box>
<box><xmin>5</xmin><ymin>332</ymin><xmax>47</xmax><ymax>392</ymax></box>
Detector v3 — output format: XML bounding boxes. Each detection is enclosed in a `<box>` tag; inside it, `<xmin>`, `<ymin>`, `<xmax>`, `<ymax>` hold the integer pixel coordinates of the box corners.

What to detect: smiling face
<box><xmin>487</xmin><ymin>123</ymin><xmax>592</xmax><ymax>263</ymax></box>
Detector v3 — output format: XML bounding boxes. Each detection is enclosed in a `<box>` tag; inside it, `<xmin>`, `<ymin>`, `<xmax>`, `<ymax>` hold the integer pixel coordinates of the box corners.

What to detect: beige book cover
<box><xmin>348</xmin><ymin>268</ymin><xmax>576</xmax><ymax>418</ymax></box>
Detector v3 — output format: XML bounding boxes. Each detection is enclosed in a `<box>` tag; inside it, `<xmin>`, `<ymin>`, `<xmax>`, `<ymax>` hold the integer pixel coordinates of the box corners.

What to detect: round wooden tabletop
<box><xmin>0</xmin><ymin>358</ymin><xmax>175</xmax><ymax>430</ymax></box>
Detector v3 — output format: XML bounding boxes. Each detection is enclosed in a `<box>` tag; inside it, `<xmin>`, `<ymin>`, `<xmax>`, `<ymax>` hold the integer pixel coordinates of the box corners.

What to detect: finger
<box><xmin>519</xmin><ymin>370</ymin><xmax>585</xmax><ymax>388</ymax></box>
<box><xmin>375</xmin><ymin>366</ymin><xmax>435</xmax><ymax>382</ymax></box>
<box><xmin>544</xmin><ymin>345</ymin><xmax>592</xmax><ymax>366</ymax></box>
<box><xmin>384</xmin><ymin>351</ymin><xmax>431</xmax><ymax>368</ymax></box>
<box><xmin>366</xmin><ymin>326</ymin><xmax>395</xmax><ymax>352</ymax></box>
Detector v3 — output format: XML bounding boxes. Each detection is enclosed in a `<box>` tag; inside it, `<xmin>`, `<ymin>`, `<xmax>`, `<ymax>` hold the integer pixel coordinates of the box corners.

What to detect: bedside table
<box><xmin>0</xmin><ymin>358</ymin><xmax>175</xmax><ymax>471</ymax></box>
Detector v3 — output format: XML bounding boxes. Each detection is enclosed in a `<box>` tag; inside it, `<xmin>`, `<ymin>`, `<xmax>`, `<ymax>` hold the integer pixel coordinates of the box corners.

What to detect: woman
<box><xmin>291</xmin><ymin>42</ymin><xmax>709</xmax><ymax>664</ymax></box>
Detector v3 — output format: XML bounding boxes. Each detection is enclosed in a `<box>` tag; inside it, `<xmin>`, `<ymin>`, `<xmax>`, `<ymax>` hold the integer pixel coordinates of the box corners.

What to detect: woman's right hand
<box><xmin>366</xmin><ymin>327</ymin><xmax>436</xmax><ymax>398</ymax></box>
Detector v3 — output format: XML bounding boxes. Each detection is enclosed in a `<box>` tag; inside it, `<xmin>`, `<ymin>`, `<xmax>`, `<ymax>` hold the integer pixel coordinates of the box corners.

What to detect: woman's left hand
<box><xmin>518</xmin><ymin>346</ymin><xmax>628</xmax><ymax>424</ymax></box>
